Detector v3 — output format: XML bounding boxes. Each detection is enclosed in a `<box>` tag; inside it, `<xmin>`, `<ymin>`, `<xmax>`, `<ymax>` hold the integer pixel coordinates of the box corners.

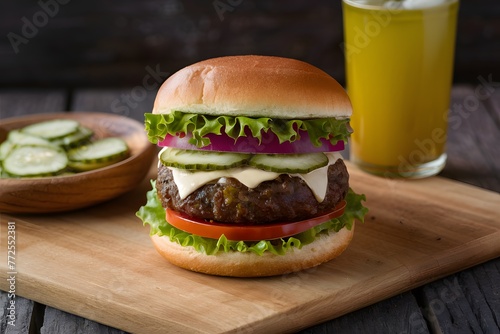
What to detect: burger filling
<box><xmin>137</xmin><ymin>111</ymin><xmax>367</xmax><ymax>256</ymax></box>
<box><xmin>156</xmin><ymin>158</ymin><xmax>349</xmax><ymax>224</ymax></box>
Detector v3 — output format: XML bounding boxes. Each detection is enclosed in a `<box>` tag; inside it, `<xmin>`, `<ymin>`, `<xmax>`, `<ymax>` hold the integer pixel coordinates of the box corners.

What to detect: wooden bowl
<box><xmin>0</xmin><ymin>112</ymin><xmax>157</xmax><ymax>213</ymax></box>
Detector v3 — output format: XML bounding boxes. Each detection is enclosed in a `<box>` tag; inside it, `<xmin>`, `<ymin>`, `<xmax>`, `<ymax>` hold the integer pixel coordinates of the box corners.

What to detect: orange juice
<box><xmin>342</xmin><ymin>0</ymin><xmax>459</xmax><ymax>177</ymax></box>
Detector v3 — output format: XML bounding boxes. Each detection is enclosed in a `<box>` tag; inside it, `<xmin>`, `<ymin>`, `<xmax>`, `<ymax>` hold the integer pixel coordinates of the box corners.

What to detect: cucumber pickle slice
<box><xmin>21</xmin><ymin>119</ymin><xmax>79</xmax><ymax>140</ymax></box>
<box><xmin>159</xmin><ymin>147</ymin><xmax>329</xmax><ymax>173</ymax></box>
<box><xmin>249</xmin><ymin>153</ymin><xmax>329</xmax><ymax>173</ymax></box>
<box><xmin>0</xmin><ymin>140</ymin><xmax>14</xmax><ymax>161</ymax></box>
<box><xmin>3</xmin><ymin>145</ymin><xmax>68</xmax><ymax>177</ymax></box>
<box><xmin>8</xmin><ymin>130</ymin><xmax>56</xmax><ymax>147</ymax></box>
<box><xmin>160</xmin><ymin>147</ymin><xmax>250</xmax><ymax>170</ymax></box>
<box><xmin>51</xmin><ymin>126</ymin><xmax>93</xmax><ymax>149</ymax></box>
<box><xmin>67</xmin><ymin>137</ymin><xmax>129</xmax><ymax>171</ymax></box>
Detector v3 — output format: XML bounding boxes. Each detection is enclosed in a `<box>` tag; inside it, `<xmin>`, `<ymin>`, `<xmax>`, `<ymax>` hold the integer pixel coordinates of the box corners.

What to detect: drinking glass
<box><xmin>342</xmin><ymin>0</ymin><xmax>459</xmax><ymax>178</ymax></box>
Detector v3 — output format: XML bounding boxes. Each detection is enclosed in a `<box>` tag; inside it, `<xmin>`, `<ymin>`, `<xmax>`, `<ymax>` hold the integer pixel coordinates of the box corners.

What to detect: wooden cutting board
<box><xmin>1</xmin><ymin>161</ymin><xmax>499</xmax><ymax>333</ymax></box>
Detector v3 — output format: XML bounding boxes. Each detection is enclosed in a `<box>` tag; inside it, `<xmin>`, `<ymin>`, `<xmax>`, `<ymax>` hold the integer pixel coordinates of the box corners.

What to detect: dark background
<box><xmin>0</xmin><ymin>0</ymin><xmax>499</xmax><ymax>89</ymax></box>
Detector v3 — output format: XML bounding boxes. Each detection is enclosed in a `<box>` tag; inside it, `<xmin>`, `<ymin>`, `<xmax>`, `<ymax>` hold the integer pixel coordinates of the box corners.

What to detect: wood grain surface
<box><xmin>0</xmin><ymin>159</ymin><xmax>498</xmax><ymax>334</ymax></box>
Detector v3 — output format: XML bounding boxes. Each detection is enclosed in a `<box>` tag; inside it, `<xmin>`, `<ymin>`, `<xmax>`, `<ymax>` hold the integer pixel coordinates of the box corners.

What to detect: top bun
<box><xmin>153</xmin><ymin>55</ymin><xmax>352</xmax><ymax>119</ymax></box>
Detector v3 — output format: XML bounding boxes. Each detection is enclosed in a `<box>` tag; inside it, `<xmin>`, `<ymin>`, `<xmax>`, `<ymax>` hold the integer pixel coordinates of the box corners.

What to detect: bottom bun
<box><xmin>150</xmin><ymin>225</ymin><xmax>354</xmax><ymax>277</ymax></box>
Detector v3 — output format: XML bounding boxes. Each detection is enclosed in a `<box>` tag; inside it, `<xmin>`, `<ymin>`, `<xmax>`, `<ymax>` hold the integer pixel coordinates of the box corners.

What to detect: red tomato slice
<box><xmin>166</xmin><ymin>200</ymin><xmax>346</xmax><ymax>241</ymax></box>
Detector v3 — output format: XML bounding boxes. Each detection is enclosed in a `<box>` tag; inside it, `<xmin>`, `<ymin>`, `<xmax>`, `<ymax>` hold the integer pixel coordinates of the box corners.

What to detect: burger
<box><xmin>136</xmin><ymin>55</ymin><xmax>367</xmax><ymax>277</ymax></box>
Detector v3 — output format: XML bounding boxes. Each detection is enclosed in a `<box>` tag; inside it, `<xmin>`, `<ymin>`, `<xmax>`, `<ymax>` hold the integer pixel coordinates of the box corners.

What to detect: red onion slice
<box><xmin>158</xmin><ymin>131</ymin><xmax>345</xmax><ymax>154</ymax></box>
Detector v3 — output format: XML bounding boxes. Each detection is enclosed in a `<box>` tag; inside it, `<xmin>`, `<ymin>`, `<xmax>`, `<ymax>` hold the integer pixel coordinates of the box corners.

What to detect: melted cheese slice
<box><xmin>167</xmin><ymin>152</ymin><xmax>342</xmax><ymax>202</ymax></box>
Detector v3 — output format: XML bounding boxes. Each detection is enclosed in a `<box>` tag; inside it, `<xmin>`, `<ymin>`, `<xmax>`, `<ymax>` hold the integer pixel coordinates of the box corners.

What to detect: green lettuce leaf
<box><xmin>136</xmin><ymin>180</ymin><xmax>368</xmax><ymax>256</ymax></box>
<box><xmin>144</xmin><ymin>112</ymin><xmax>351</xmax><ymax>147</ymax></box>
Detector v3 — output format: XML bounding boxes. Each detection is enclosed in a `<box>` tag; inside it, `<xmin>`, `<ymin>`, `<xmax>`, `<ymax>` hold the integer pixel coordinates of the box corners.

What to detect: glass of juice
<box><xmin>342</xmin><ymin>0</ymin><xmax>459</xmax><ymax>178</ymax></box>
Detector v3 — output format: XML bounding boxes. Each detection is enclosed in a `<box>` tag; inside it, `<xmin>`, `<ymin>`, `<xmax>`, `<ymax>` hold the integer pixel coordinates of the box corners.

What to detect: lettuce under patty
<box><xmin>144</xmin><ymin>112</ymin><xmax>352</xmax><ymax>148</ymax></box>
<box><xmin>136</xmin><ymin>180</ymin><xmax>368</xmax><ymax>256</ymax></box>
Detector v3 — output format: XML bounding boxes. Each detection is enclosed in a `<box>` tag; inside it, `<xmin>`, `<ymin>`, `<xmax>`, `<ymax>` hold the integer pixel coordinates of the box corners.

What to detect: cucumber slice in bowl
<box><xmin>7</xmin><ymin>130</ymin><xmax>57</xmax><ymax>147</ymax></box>
<box><xmin>21</xmin><ymin>119</ymin><xmax>80</xmax><ymax>140</ymax></box>
<box><xmin>0</xmin><ymin>140</ymin><xmax>14</xmax><ymax>161</ymax></box>
<box><xmin>51</xmin><ymin>126</ymin><xmax>94</xmax><ymax>149</ymax></box>
<box><xmin>67</xmin><ymin>137</ymin><xmax>129</xmax><ymax>172</ymax></box>
<box><xmin>0</xmin><ymin>131</ymin><xmax>59</xmax><ymax>164</ymax></box>
<box><xmin>3</xmin><ymin>145</ymin><xmax>68</xmax><ymax>177</ymax></box>
<box><xmin>249</xmin><ymin>152</ymin><xmax>329</xmax><ymax>173</ymax></box>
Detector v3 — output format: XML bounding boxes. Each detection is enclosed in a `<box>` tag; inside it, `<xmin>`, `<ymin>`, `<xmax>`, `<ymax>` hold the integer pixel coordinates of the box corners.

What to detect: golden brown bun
<box><xmin>150</xmin><ymin>224</ymin><xmax>354</xmax><ymax>277</ymax></box>
<box><xmin>153</xmin><ymin>55</ymin><xmax>352</xmax><ymax>119</ymax></box>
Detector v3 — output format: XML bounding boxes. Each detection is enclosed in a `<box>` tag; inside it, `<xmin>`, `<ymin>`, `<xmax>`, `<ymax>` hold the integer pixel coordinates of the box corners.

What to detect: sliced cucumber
<box><xmin>3</xmin><ymin>145</ymin><xmax>68</xmax><ymax>177</ymax></box>
<box><xmin>67</xmin><ymin>137</ymin><xmax>129</xmax><ymax>171</ymax></box>
<box><xmin>0</xmin><ymin>140</ymin><xmax>14</xmax><ymax>161</ymax></box>
<box><xmin>22</xmin><ymin>119</ymin><xmax>79</xmax><ymax>140</ymax></box>
<box><xmin>160</xmin><ymin>147</ymin><xmax>251</xmax><ymax>170</ymax></box>
<box><xmin>249</xmin><ymin>153</ymin><xmax>329</xmax><ymax>173</ymax></box>
<box><xmin>51</xmin><ymin>126</ymin><xmax>93</xmax><ymax>149</ymax></box>
<box><xmin>1</xmin><ymin>131</ymin><xmax>58</xmax><ymax>162</ymax></box>
<box><xmin>7</xmin><ymin>130</ymin><xmax>56</xmax><ymax>147</ymax></box>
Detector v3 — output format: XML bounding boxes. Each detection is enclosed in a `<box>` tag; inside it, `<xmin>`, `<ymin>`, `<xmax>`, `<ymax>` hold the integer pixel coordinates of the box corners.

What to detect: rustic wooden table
<box><xmin>0</xmin><ymin>85</ymin><xmax>499</xmax><ymax>333</ymax></box>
